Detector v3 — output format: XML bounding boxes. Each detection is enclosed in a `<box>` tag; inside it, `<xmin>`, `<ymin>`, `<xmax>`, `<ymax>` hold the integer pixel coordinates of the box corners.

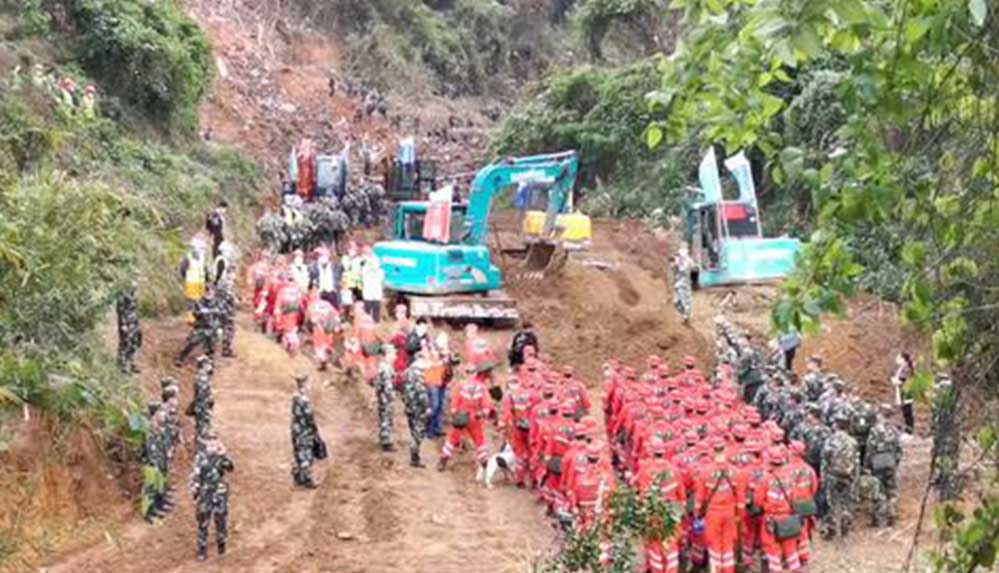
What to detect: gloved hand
<box><xmin>693</xmin><ymin>518</ymin><xmax>705</xmax><ymax>535</ymax></box>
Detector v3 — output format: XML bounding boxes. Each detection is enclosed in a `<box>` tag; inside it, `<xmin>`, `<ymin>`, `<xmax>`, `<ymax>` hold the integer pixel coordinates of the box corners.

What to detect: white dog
<box><xmin>476</xmin><ymin>441</ymin><xmax>516</xmax><ymax>489</ymax></box>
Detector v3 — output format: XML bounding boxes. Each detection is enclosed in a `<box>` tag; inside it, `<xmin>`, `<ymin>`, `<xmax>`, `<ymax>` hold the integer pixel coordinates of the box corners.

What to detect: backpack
<box><xmin>825</xmin><ymin>437</ymin><xmax>857</xmax><ymax>478</ymax></box>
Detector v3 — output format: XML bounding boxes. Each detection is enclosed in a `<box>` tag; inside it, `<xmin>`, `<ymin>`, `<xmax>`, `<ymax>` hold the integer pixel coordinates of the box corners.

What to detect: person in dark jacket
<box><xmin>508</xmin><ymin>320</ymin><xmax>539</xmax><ymax>370</ymax></box>
<box><xmin>205</xmin><ymin>201</ymin><xmax>228</xmax><ymax>259</ymax></box>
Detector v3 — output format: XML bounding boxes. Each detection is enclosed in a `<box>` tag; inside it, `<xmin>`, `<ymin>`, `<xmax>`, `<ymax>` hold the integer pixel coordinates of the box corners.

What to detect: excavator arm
<box><xmin>463</xmin><ymin>151</ymin><xmax>579</xmax><ymax>245</ymax></box>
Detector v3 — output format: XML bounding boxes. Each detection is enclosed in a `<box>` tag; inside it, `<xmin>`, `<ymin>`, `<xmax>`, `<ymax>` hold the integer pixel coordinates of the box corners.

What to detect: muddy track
<box><xmin>40</xmin><ymin>313</ymin><xmax>552</xmax><ymax>573</ymax></box>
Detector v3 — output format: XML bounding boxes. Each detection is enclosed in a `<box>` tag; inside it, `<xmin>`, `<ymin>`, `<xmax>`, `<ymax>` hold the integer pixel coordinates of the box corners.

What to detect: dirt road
<box><xmin>43</xmin><ymin>314</ymin><xmax>552</xmax><ymax>573</ymax></box>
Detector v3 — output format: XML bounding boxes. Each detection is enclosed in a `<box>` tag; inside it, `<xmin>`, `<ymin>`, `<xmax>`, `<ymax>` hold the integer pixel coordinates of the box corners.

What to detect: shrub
<box><xmin>494</xmin><ymin>60</ymin><xmax>697</xmax><ymax>224</ymax></box>
<box><xmin>68</xmin><ymin>0</ymin><xmax>214</xmax><ymax>130</ymax></box>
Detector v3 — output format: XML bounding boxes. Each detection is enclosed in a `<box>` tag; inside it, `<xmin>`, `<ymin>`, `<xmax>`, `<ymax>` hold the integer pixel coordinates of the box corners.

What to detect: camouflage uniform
<box><xmin>802</xmin><ymin>370</ymin><xmax>828</xmax><ymax>403</ymax></box>
<box><xmin>373</xmin><ymin>363</ymin><xmax>396</xmax><ymax>451</ymax></box>
<box><xmin>670</xmin><ymin>254</ymin><xmax>694</xmax><ymax>324</ymax></box>
<box><xmin>161</xmin><ymin>379</ymin><xmax>182</xmax><ymax>459</ymax></box>
<box><xmin>142</xmin><ymin>405</ymin><xmax>170</xmax><ymax>520</ymax></box>
<box><xmin>256</xmin><ymin>211</ymin><xmax>287</xmax><ymax>254</ymax></box>
<box><xmin>850</xmin><ymin>400</ymin><xmax>877</xmax><ymax>462</ymax></box>
<box><xmin>177</xmin><ymin>295</ymin><xmax>221</xmax><ymax>366</ymax></box>
<box><xmin>290</xmin><ymin>389</ymin><xmax>318</xmax><ymax>486</ymax></box>
<box><xmin>189</xmin><ymin>446</ymin><xmax>234</xmax><ymax>559</ymax></box>
<box><xmin>401</xmin><ymin>362</ymin><xmax>430</xmax><ymax>467</ymax></box>
<box><xmin>214</xmin><ymin>254</ymin><xmax>237</xmax><ymax>357</ymax></box>
<box><xmin>931</xmin><ymin>377</ymin><xmax>961</xmax><ymax>500</ymax></box>
<box><xmin>187</xmin><ymin>360</ymin><xmax>215</xmax><ymax>447</ymax></box>
<box><xmin>864</xmin><ymin>420</ymin><xmax>901</xmax><ymax>526</ymax></box>
<box><xmin>820</xmin><ymin>425</ymin><xmax>859</xmax><ymax>538</ymax></box>
<box><xmin>116</xmin><ymin>286</ymin><xmax>143</xmax><ymax>373</ymax></box>
<box><xmin>737</xmin><ymin>346</ymin><xmax>766</xmax><ymax>404</ymax></box>
<box><xmin>854</xmin><ymin>472</ymin><xmax>888</xmax><ymax>527</ymax></box>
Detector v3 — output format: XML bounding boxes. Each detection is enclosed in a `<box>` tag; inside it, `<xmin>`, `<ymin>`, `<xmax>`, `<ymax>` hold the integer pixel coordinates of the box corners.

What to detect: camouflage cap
<box><xmin>147</xmin><ymin>401</ymin><xmax>161</xmax><ymax>416</ymax></box>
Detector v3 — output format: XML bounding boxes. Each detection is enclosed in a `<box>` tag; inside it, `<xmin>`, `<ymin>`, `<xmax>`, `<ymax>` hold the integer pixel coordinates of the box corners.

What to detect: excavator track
<box><xmin>400</xmin><ymin>290</ymin><xmax>519</xmax><ymax>324</ymax></box>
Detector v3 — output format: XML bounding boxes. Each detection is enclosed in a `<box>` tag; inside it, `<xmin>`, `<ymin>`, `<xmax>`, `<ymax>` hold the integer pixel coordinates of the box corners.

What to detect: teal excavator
<box><xmin>374</xmin><ymin>151</ymin><xmax>579</xmax><ymax>322</ymax></box>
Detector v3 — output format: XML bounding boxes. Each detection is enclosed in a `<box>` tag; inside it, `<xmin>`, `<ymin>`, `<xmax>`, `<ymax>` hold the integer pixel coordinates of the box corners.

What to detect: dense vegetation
<box><xmin>0</xmin><ymin>2</ymin><xmax>259</xmax><ymax>452</ymax></box>
<box><xmin>650</xmin><ymin>0</ymin><xmax>998</xmax><ymax>569</ymax></box>
<box><xmin>493</xmin><ymin>60</ymin><xmax>698</xmax><ymax>225</ymax></box>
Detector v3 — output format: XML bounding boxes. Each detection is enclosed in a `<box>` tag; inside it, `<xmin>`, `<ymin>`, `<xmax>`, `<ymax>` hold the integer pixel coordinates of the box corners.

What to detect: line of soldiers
<box><xmin>141</xmin><ymin>356</ymin><xmax>234</xmax><ymax>561</ymax></box>
<box><xmin>714</xmin><ymin>317</ymin><xmax>903</xmax><ymax>538</ymax></box>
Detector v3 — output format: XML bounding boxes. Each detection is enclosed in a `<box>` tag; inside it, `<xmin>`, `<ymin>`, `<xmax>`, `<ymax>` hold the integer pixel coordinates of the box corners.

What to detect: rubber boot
<box><xmin>410</xmin><ymin>451</ymin><xmax>425</xmax><ymax>468</ymax></box>
<box><xmin>217</xmin><ymin>542</ymin><xmax>226</xmax><ymax>556</ymax></box>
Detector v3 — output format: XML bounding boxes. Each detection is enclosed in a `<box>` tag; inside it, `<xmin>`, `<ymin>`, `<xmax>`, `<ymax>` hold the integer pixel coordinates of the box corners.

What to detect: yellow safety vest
<box><xmin>185</xmin><ymin>252</ymin><xmax>206</xmax><ymax>300</ymax></box>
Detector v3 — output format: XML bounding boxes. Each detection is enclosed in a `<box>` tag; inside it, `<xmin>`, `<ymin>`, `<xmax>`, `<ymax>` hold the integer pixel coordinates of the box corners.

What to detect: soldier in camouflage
<box><xmin>670</xmin><ymin>247</ymin><xmax>695</xmax><ymax>325</ymax></box>
<box><xmin>189</xmin><ymin>433</ymin><xmax>234</xmax><ymax>561</ymax></box>
<box><xmin>402</xmin><ymin>352</ymin><xmax>431</xmax><ymax>467</ymax></box>
<box><xmin>819</xmin><ymin>376</ymin><xmax>853</xmax><ymax>425</ymax></box>
<box><xmin>160</xmin><ymin>377</ymin><xmax>183</xmax><ymax>460</ymax></box>
<box><xmin>854</xmin><ymin>471</ymin><xmax>888</xmax><ymax>528</ymax></box>
<box><xmin>820</xmin><ymin>414</ymin><xmax>860</xmax><ymax>539</ymax></box>
<box><xmin>802</xmin><ymin>355</ymin><xmax>828</xmax><ymax>403</ymax></box>
<box><xmin>372</xmin><ymin>345</ymin><xmax>397</xmax><ymax>452</ymax></box>
<box><xmin>213</xmin><ymin>241</ymin><xmax>238</xmax><ymax>358</ymax></box>
<box><xmin>737</xmin><ymin>334</ymin><xmax>766</xmax><ymax>403</ymax></box>
<box><xmin>186</xmin><ymin>357</ymin><xmax>215</xmax><ymax>448</ymax></box>
<box><xmin>290</xmin><ymin>375</ymin><xmax>319</xmax><ymax>488</ymax></box>
<box><xmin>142</xmin><ymin>402</ymin><xmax>170</xmax><ymax>522</ymax></box>
<box><xmin>176</xmin><ymin>287</ymin><xmax>221</xmax><ymax>367</ymax></box>
<box><xmin>864</xmin><ymin>406</ymin><xmax>902</xmax><ymax>526</ymax></box>
<box><xmin>931</xmin><ymin>373</ymin><xmax>961</xmax><ymax>501</ymax></box>
<box><xmin>116</xmin><ymin>284</ymin><xmax>143</xmax><ymax>374</ymax></box>
<box><xmin>850</xmin><ymin>399</ymin><xmax>877</xmax><ymax>462</ymax></box>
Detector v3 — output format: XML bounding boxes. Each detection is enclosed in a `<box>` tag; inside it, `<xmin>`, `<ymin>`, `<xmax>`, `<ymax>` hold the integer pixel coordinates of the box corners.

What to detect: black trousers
<box><xmin>901</xmin><ymin>402</ymin><xmax>915</xmax><ymax>434</ymax></box>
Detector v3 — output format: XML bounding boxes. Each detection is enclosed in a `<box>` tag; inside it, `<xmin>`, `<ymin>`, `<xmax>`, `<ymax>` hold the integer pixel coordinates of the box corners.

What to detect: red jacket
<box><xmin>695</xmin><ymin>460</ymin><xmax>745</xmax><ymax>517</ymax></box>
<box><xmin>450</xmin><ymin>376</ymin><xmax>493</xmax><ymax>419</ymax></box>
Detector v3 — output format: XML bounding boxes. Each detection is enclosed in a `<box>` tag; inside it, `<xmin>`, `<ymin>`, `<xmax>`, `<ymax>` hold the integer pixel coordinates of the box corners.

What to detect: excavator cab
<box><xmin>686</xmin><ymin>149</ymin><xmax>801</xmax><ymax>287</ymax></box>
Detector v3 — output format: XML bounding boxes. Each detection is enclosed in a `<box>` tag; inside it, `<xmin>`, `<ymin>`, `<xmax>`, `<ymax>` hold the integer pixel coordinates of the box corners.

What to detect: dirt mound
<box><xmin>496</xmin><ymin>216</ymin><xmax>711</xmax><ymax>384</ymax></box>
<box><xmin>0</xmin><ymin>412</ymin><xmax>132</xmax><ymax>569</ymax></box>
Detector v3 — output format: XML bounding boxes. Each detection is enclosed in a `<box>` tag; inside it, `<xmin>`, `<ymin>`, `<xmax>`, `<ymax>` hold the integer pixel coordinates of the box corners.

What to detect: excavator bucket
<box><xmin>524</xmin><ymin>241</ymin><xmax>557</xmax><ymax>271</ymax></box>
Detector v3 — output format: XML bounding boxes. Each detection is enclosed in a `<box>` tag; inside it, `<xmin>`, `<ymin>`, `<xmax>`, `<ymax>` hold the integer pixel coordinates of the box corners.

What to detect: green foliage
<box><xmin>312</xmin><ymin>0</ymin><xmax>517</xmax><ymax>97</ymax></box>
<box><xmin>140</xmin><ymin>464</ymin><xmax>166</xmax><ymax>517</ymax></box>
<box><xmin>544</xmin><ymin>484</ymin><xmax>679</xmax><ymax>572</ymax></box>
<box><xmin>0</xmin><ymin>348</ymin><xmax>147</xmax><ymax>448</ymax></box>
<box><xmin>573</xmin><ymin>0</ymin><xmax>665</xmax><ymax>59</ymax></box>
<box><xmin>0</xmin><ymin>16</ymin><xmax>256</xmax><ymax>458</ymax></box>
<box><xmin>67</xmin><ymin>0</ymin><xmax>214</xmax><ymax>130</ymax></box>
<box><xmin>14</xmin><ymin>0</ymin><xmax>52</xmax><ymax>38</ymax></box>
<box><xmin>0</xmin><ymin>174</ymin><xmax>142</xmax><ymax>348</ymax></box>
<box><xmin>495</xmin><ymin>60</ymin><xmax>696</xmax><ymax>225</ymax></box>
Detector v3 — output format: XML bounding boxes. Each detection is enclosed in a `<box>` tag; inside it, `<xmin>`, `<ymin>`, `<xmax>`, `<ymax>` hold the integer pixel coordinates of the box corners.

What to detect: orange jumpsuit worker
<box><xmin>437</xmin><ymin>368</ymin><xmax>494</xmax><ymax>471</ymax></box>
<box><xmin>694</xmin><ymin>438</ymin><xmax>744</xmax><ymax>573</ymax></box>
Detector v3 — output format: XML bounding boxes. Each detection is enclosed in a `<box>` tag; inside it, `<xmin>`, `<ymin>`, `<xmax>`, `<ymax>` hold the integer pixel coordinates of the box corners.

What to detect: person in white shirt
<box><xmin>310</xmin><ymin>246</ymin><xmax>341</xmax><ymax>308</ymax></box>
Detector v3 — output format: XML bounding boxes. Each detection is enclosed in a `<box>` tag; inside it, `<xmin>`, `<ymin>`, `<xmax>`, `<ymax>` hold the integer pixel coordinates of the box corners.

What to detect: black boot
<box><xmin>217</xmin><ymin>542</ymin><xmax>226</xmax><ymax>556</ymax></box>
<box><xmin>410</xmin><ymin>451</ymin><xmax>425</xmax><ymax>468</ymax></box>
<box><xmin>197</xmin><ymin>546</ymin><xmax>208</xmax><ymax>561</ymax></box>
<box><xmin>381</xmin><ymin>443</ymin><xmax>396</xmax><ymax>452</ymax></box>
